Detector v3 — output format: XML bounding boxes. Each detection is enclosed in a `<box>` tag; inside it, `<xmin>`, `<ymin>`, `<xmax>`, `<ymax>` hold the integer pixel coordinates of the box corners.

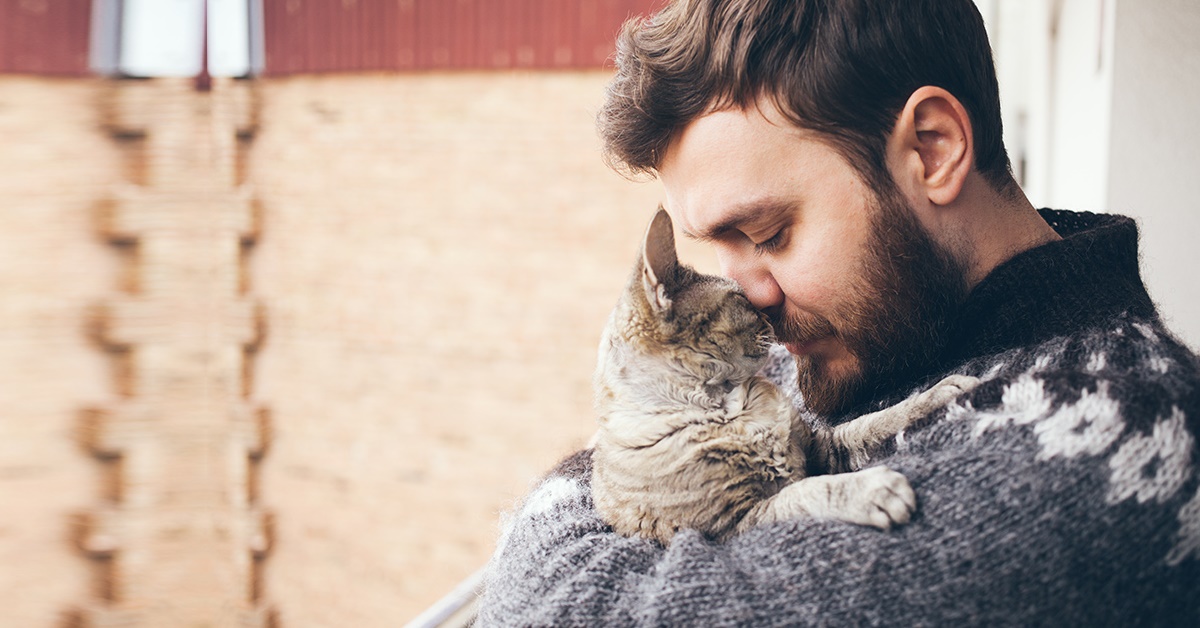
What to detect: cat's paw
<box><xmin>846</xmin><ymin>466</ymin><xmax>916</xmax><ymax>530</ymax></box>
<box><xmin>749</xmin><ymin>467</ymin><xmax>917</xmax><ymax>532</ymax></box>
<box><xmin>915</xmin><ymin>374</ymin><xmax>981</xmax><ymax>410</ymax></box>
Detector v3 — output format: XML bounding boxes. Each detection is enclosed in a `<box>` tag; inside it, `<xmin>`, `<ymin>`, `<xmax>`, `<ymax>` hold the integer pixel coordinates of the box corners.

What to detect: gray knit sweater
<box><xmin>479</xmin><ymin>210</ymin><xmax>1200</xmax><ymax>626</ymax></box>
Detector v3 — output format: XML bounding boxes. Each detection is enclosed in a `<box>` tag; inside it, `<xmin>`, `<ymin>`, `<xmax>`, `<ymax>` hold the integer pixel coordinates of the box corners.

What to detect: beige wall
<box><xmin>249</xmin><ymin>72</ymin><xmax>708</xmax><ymax>625</ymax></box>
<box><xmin>0</xmin><ymin>70</ymin><xmax>707</xmax><ymax>626</ymax></box>
<box><xmin>0</xmin><ymin>77</ymin><xmax>121</xmax><ymax>625</ymax></box>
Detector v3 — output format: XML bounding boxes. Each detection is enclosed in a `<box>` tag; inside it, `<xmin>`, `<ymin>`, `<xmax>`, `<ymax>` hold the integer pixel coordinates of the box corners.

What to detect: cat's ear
<box><xmin>641</xmin><ymin>207</ymin><xmax>679</xmax><ymax>312</ymax></box>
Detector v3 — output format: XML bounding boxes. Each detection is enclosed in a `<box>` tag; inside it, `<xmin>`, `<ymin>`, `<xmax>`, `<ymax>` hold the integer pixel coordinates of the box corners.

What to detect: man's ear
<box><xmin>889</xmin><ymin>86</ymin><xmax>973</xmax><ymax>207</ymax></box>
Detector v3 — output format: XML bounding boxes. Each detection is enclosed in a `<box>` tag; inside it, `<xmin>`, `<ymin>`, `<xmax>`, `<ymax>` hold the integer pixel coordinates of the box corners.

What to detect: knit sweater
<box><xmin>479</xmin><ymin>209</ymin><xmax>1200</xmax><ymax>626</ymax></box>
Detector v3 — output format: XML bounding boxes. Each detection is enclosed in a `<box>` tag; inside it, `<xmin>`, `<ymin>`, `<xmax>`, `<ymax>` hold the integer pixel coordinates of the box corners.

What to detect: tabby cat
<box><xmin>591</xmin><ymin>209</ymin><xmax>977</xmax><ymax>544</ymax></box>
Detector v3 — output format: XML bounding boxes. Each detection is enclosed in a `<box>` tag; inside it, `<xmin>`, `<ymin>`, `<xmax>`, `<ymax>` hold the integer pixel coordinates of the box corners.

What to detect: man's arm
<box><xmin>479</xmin><ymin>409</ymin><xmax>1197</xmax><ymax>626</ymax></box>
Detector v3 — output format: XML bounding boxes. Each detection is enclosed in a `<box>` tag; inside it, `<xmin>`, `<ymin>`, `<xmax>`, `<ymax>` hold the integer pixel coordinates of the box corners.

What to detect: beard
<box><xmin>771</xmin><ymin>179</ymin><xmax>970</xmax><ymax>417</ymax></box>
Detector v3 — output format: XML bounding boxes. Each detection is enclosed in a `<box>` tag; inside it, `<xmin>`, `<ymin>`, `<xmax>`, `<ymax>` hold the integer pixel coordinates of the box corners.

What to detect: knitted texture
<box><xmin>479</xmin><ymin>210</ymin><xmax>1200</xmax><ymax>626</ymax></box>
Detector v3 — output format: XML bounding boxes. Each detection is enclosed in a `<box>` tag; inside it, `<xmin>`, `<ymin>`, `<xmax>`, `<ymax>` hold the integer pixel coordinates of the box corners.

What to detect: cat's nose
<box><xmin>757</xmin><ymin>304</ymin><xmax>781</xmax><ymax>327</ymax></box>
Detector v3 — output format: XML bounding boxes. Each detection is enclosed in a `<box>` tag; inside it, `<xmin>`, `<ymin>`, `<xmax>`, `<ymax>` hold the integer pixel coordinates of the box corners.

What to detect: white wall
<box><xmin>1106</xmin><ymin>0</ymin><xmax>1200</xmax><ymax>348</ymax></box>
<box><xmin>979</xmin><ymin>0</ymin><xmax>1200</xmax><ymax>349</ymax></box>
<box><xmin>94</xmin><ymin>0</ymin><xmax>255</xmax><ymax>77</ymax></box>
<box><xmin>119</xmin><ymin>0</ymin><xmax>205</xmax><ymax>77</ymax></box>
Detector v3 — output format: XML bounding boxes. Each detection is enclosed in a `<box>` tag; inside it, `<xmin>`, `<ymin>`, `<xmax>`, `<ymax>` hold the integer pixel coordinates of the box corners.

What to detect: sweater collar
<box><xmin>940</xmin><ymin>209</ymin><xmax>1156</xmax><ymax>366</ymax></box>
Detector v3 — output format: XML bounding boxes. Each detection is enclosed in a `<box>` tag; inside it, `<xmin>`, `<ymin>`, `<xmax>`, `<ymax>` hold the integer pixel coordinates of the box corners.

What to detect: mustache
<box><xmin>768</xmin><ymin>308</ymin><xmax>838</xmax><ymax>346</ymax></box>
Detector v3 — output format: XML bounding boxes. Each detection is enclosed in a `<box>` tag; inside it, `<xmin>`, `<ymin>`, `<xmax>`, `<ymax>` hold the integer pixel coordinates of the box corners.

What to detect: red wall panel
<box><xmin>262</xmin><ymin>0</ymin><xmax>666</xmax><ymax>75</ymax></box>
<box><xmin>0</xmin><ymin>0</ymin><xmax>93</xmax><ymax>76</ymax></box>
<box><xmin>0</xmin><ymin>0</ymin><xmax>664</xmax><ymax>77</ymax></box>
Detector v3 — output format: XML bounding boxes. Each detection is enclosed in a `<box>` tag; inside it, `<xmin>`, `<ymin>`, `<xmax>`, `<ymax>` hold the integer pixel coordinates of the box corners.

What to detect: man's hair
<box><xmin>598</xmin><ymin>0</ymin><xmax>1015</xmax><ymax>194</ymax></box>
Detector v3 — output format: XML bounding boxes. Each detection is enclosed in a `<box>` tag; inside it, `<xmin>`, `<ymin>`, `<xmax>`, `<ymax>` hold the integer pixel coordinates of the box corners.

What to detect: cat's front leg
<box><xmin>736</xmin><ymin>466</ymin><xmax>916</xmax><ymax>533</ymax></box>
<box><xmin>825</xmin><ymin>374</ymin><xmax>980</xmax><ymax>471</ymax></box>
<box><xmin>886</xmin><ymin>374</ymin><xmax>981</xmax><ymax>424</ymax></box>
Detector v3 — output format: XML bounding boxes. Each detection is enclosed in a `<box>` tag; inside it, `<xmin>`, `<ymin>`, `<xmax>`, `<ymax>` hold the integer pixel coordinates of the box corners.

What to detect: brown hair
<box><xmin>598</xmin><ymin>0</ymin><xmax>1015</xmax><ymax>194</ymax></box>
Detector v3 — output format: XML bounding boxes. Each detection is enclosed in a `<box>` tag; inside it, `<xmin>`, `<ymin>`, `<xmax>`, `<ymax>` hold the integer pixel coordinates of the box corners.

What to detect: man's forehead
<box><xmin>661</xmin><ymin>106</ymin><xmax>785</xmax><ymax>169</ymax></box>
<box><xmin>660</xmin><ymin>106</ymin><xmax>810</xmax><ymax>241</ymax></box>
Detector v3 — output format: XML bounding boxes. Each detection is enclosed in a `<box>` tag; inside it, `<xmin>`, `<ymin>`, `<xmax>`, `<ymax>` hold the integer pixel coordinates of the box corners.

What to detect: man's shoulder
<box><xmin>957</xmin><ymin>314</ymin><xmax>1200</xmax><ymax>433</ymax></box>
<box><xmin>871</xmin><ymin>314</ymin><xmax>1200</xmax><ymax>582</ymax></box>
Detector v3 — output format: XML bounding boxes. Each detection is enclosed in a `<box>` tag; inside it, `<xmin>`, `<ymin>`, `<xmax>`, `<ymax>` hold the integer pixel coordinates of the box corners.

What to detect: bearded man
<box><xmin>479</xmin><ymin>0</ymin><xmax>1200</xmax><ymax>624</ymax></box>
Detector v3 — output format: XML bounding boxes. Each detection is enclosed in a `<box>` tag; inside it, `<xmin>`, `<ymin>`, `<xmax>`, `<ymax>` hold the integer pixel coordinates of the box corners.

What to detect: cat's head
<box><xmin>609</xmin><ymin>208</ymin><xmax>775</xmax><ymax>390</ymax></box>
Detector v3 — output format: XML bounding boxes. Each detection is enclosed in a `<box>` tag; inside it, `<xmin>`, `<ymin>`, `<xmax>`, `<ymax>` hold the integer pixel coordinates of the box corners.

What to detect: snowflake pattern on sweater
<box><xmin>480</xmin><ymin>210</ymin><xmax>1200</xmax><ymax>626</ymax></box>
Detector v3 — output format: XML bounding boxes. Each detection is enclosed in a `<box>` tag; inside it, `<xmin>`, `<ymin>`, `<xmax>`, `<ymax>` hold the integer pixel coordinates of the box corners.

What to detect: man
<box><xmin>479</xmin><ymin>0</ymin><xmax>1200</xmax><ymax>624</ymax></box>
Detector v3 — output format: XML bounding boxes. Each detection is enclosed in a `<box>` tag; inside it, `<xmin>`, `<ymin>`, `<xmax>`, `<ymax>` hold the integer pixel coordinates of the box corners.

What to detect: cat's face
<box><xmin>613</xmin><ymin>209</ymin><xmax>774</xmax><ymax>384</ymax></box>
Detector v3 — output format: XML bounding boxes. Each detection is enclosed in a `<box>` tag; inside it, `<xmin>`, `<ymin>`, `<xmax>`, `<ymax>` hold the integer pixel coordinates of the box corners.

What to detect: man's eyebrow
<box><xmin>682</xmin><ymin>198</ymin><xmax>794</xmax><ymax>242</ymax></box>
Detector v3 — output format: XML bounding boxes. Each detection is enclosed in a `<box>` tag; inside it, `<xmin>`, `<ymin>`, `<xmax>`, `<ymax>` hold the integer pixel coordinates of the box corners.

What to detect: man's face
<box><xmin>659</xmin><ymin>104</ymin><xmax>968</xmax><ymax>415</ymax></box>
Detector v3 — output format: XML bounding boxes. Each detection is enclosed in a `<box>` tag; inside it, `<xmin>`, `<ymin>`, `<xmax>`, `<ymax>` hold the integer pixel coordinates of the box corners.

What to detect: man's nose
<box><xmin>717</xmin><ymin>249</ymin><xmax>784</xmax><ymax>312</ymax></box>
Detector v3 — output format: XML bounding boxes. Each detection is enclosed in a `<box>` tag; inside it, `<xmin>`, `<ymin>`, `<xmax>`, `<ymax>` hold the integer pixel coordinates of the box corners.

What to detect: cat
<box><xmin>590</xmin><ymin>208</ymin><xmax>978</xmax><ymax>545</ymax></box>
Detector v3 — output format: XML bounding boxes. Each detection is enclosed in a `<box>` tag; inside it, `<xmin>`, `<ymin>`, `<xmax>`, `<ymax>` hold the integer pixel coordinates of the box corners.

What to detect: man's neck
<box><xmin>943</xmin><ymin>174</ymin><xmax>1062</xmax><ymax>289</ymax></box>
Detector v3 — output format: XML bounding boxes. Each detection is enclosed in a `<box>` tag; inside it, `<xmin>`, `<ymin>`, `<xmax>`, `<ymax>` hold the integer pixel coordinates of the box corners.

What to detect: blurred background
<box><xmin>0</xmin><ymin>0</ymin><xmax>1196</xmax><ymax>626</ymax></box>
